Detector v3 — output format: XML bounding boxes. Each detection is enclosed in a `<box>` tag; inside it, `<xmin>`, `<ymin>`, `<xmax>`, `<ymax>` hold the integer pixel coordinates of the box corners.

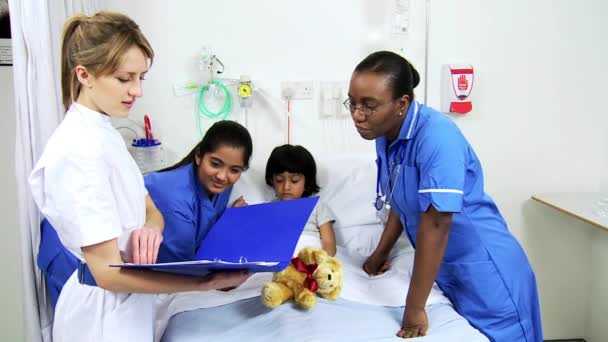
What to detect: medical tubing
<box><xmin>195</xmin><ymin>101</ymin><xmax>204</xmax><ymax>139</ymax></box>
<box><xmin>195</xmin><ymin>80</ymin><xmax>232</xmax><ymax>138</ymax></box>
<box><xmin>197</xmin><ymin>79</ymin><xmax>232</xmax><ymax>127</ymax></box>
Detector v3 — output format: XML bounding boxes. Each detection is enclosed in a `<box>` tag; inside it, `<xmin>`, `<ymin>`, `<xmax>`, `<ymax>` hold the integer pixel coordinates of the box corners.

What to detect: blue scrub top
<box><xmin>144</xmin><ymin>163</ymin><xmax>231</xmax><ymax>263</ymax></box>
<box><xmin>376</xmin><ymin>101</ymin><xmax>542</xmax><ymax>342</ymax></box>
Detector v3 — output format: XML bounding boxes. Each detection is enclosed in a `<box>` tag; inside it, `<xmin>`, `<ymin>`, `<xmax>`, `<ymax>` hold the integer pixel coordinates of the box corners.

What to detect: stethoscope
<box><xmin>374</xmin><ymin>143</ymin><xmax>406</xmax><ymax>211</ymax></box>
<box><xmin>374</xmin><ymin>101</ymin><xmax>419</xmax><ymax>211</ymax></box>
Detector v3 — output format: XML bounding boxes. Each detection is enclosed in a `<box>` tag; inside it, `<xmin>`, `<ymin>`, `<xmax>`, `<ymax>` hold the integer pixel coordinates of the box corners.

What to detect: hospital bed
<box><xmin>159</xmin><ymin>154</ymin><xmax>489</xmax><ymax>342</ymax></box>
<box><xmin>162</xmin><ymin>298</ymin><xmax>486</xmax><ymax>342</ymax></box>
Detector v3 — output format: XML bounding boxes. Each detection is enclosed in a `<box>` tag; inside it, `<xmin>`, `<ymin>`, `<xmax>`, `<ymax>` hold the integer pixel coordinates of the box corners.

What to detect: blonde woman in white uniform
<box><xmin>29</xmin><ymin>12</ymin><xmax>250</xmax><ymax>342</ymax></box>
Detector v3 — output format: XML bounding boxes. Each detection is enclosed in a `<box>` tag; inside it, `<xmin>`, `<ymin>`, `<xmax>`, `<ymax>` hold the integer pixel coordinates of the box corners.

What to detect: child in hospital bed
<box><xmin>265</xmin><ymin>144</ymin><xmax>337</xmax><ymax>256</ymax></box>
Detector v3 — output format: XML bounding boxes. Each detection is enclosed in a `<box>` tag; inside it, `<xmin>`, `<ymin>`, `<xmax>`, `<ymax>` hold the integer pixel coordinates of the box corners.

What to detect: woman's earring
<box><xmin>398</xmin><ymin>111</ymin><xmax>403</xmax><ymax>116</ymax></box>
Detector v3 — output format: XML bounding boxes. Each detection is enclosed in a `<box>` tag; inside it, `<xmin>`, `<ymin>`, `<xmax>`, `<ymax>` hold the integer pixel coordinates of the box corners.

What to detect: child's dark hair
<box><xmin>265</xmin><ymin>144</ymin><xmax>320</xmax><ymax>197</ymax></box>
<box><xmin>161</xmin><ymin>120</ymin><xmax>253</xmax><ymax>172</ymax></box>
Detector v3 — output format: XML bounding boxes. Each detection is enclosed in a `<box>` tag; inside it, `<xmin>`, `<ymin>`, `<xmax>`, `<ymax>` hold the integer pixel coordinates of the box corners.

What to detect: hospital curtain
<box><xmin>10</xmin><ymin>1</ymin><xmax>102</xmax><ymax>341</ymax></box>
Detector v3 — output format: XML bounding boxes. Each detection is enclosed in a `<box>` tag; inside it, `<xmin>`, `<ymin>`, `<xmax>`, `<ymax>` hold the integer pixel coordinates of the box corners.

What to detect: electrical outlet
<box><xmin>281</xmin><ymin>81</ymin><xmax>314</xmax><ymax>100</ymax></box>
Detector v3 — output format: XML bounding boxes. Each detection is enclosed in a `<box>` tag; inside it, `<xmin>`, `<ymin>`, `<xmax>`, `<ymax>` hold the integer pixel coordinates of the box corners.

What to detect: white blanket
<box><xmin>154</xmin><ymin>234</ymin><xmax>451</xmax><ymax>340</ymax></box>
<box><xmin>338</xmin><ymin>246</ymin><xmax>450</xmax><ymax>306</ymax></box>
<box><xmin>297</xmin><ymin>233</ymin><xmax>451</xmax><ymax>307</ymax></box>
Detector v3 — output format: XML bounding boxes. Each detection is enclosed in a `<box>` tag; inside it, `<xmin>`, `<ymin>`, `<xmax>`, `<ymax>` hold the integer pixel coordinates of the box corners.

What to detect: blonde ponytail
<box><xmin>60</xmin><ymin>14</ymin><xmax>86</xmax><ymax>111</ymax></box>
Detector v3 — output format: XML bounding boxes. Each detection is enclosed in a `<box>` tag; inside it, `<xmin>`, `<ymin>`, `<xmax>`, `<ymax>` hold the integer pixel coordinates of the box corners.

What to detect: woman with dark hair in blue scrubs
<box><xmin>144</xmin><ymin>120</ymin><xmax>253</xmax><ymax>263</ymax></box>
<box><xmin>346</xmin><ymin>51</ymin><xmax>542</xmax><ymax>341</ymax></box>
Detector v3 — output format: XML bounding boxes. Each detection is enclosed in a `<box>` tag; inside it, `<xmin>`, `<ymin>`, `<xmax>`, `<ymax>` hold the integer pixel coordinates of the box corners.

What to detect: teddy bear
<box><xmin>261</xmin><ymin>247</ymin><xmax>343</xmax><ymax>310</ymax></box>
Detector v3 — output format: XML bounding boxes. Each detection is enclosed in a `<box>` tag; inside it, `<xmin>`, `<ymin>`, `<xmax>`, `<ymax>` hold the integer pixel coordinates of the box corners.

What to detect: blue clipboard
<box><xmin>111</xmin><ymin>196</ymin><xmax>319</xmax><ymax>276</ymax></box>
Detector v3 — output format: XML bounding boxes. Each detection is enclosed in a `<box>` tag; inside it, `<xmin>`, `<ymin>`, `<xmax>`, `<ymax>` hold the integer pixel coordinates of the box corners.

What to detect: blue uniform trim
<box><xmin>418</xmin><ymin>189</ymin><xmax>463</xmax><ymax>194</ymax></box>
<box><xmin>419</xmin><ymin>191</ymin><xmax>463</xmax><ymax>213</ymax></box>
<box><xmin>38</xmin><ymin>219</ymin><xmax>97</xmax><ymax>306</ymax></box>
<box><xmin>77</xmin><ymin>261</ymin><xmax>98</xmax><ymax>286</ymax></box>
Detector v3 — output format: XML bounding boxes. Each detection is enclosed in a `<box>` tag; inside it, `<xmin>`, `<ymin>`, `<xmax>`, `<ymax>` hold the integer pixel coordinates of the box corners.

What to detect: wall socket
<box><xmin>281</xmin><ymin>81</ymin><xmax>314</xmax><ymax>100</ymax></box>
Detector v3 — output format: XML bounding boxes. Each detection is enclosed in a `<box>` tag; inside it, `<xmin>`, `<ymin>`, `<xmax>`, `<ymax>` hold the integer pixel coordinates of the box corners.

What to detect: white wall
<box><xmin>426</xmin><ymin>1</ymin><xmax>608</xmax><ymax>339</ymax></box>
<box><xmin>103</xmin><ymin>1</ymin><xmax>608</xmax><ymax>340</ymax></box>
<box><xmin>602</xmin><ymin>128</ymin><xmax>608</xmax><ymax>193</ymax></box>
<box><xmin>0</xmin><ymin>67</ymin><xmax>25</xmax><ymax>340</ymax></box>
<box><xmin>591</xmin><ymin>11</ymin><xmax>608</xmax><ymax>337</ymax></box>
<box><xmin>105</xmin><ymin>0</ymin><xmax>429</xmax><ymax>171</ymax></box>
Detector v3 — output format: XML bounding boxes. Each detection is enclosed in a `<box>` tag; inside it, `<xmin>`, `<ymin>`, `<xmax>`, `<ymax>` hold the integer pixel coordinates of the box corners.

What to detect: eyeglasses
<box><xmin>343</xmin><ymin>99</ymin><xmax>393</xmax><ymax>118</ymax></box>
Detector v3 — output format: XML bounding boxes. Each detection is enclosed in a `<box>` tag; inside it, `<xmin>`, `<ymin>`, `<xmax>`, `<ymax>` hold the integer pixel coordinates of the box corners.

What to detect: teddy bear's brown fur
<box><xmin>261</xmin><ymin>247</ymin><xmax>343</xmax><ymax>309</ymax></box>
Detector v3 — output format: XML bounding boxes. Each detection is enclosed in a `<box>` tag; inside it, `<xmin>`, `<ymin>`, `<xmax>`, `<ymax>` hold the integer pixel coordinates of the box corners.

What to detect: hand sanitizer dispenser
<box><xmin>441</xmin><ymin>64</ymin><xmax>474</xmax><ymax>114</ymax></box>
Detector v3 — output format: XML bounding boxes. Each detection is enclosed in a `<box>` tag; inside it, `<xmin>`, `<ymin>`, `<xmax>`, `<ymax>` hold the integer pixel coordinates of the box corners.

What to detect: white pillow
<box><xmin>335</xmin><ymin>223</ymin><xmax>413</xmax><ymax>256</ymax></box>
<box><xmin>316</xmin><ymin>153</ymin><xmax>380</xmax><ymax>228</ymax></box>
<box><xmin>228</xmin><ymin>168</ymin><xmax>273</xmax><ymax>206</ymax></box>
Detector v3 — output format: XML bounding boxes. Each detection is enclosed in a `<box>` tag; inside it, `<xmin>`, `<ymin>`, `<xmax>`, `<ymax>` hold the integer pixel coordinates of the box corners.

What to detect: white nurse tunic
<box><xmin>29</xmin><ymin>103</ymin><xmax>156</xmax><ymax>341</ymax></box>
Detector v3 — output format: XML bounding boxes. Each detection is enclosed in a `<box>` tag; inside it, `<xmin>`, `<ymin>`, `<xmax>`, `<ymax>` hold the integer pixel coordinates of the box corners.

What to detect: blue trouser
<box><xmin>37</xmin><ymin>219</ymin><xmax>97</xmax><ymax>306</ymax></box>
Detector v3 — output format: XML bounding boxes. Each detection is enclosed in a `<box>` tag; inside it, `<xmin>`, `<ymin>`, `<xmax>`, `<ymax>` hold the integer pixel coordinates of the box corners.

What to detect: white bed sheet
<box><xmin>161</xmin><ymin>297</ymin><xmax>488</xmax><ymax>342</ymax></box>
<box><xmin>155</xmin><ymin>235</ymin><xmax>484</xmax><ymax>341</ymax></box>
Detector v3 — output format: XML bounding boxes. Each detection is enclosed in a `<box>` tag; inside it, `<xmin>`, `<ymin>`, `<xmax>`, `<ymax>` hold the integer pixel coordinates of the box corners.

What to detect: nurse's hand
<box><xmin>363</xmin><ymin>253</ymin><xmax>390</xmax><ymax>275</ymax></box>
<box><xmin>232</xmin><ymin>196</ymin><xmax>248</xmax><ymax>207</ymax></box>
<box><xmin>130</xmin><ymin>226</ymin><xmax>163</xmax><ymax>264</ymax></box>
<box><xmin>199</xmin><ymin>270</ymin><xmax>251</xmax><ymax>291</ymax></box>
<box><xmin>398</xmin><ymin>307</ymin><xmax>428</xmax><ymax>338</ymax></box>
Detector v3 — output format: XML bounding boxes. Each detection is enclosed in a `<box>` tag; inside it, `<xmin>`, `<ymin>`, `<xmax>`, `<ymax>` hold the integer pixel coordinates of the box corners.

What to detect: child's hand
<box><xmin>232</xmin><ymin>196</ymin><xmax>248</xmax><ymax>207</ymax></box>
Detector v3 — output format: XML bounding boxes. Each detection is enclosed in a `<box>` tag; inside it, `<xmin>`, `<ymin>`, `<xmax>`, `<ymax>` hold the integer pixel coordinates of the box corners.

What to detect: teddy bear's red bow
<box><xmin>291</xmin><ymin>257</ymin><xmax>319</xmax><ymax>292</ymax></box>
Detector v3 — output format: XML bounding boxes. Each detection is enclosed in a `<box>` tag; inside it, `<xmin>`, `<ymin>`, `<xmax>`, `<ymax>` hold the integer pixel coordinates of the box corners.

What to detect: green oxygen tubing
<box><xmin>196</xmin><ymin>80</ymin><xmax>232</xmax><ymax>138</ymax></box>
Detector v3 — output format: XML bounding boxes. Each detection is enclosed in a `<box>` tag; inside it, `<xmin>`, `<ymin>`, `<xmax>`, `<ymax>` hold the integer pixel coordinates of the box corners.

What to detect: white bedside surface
<box><xmin>531</xmin><ymin>192</ymin><xmax>608</xmax><ymax>231</ymax></box>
